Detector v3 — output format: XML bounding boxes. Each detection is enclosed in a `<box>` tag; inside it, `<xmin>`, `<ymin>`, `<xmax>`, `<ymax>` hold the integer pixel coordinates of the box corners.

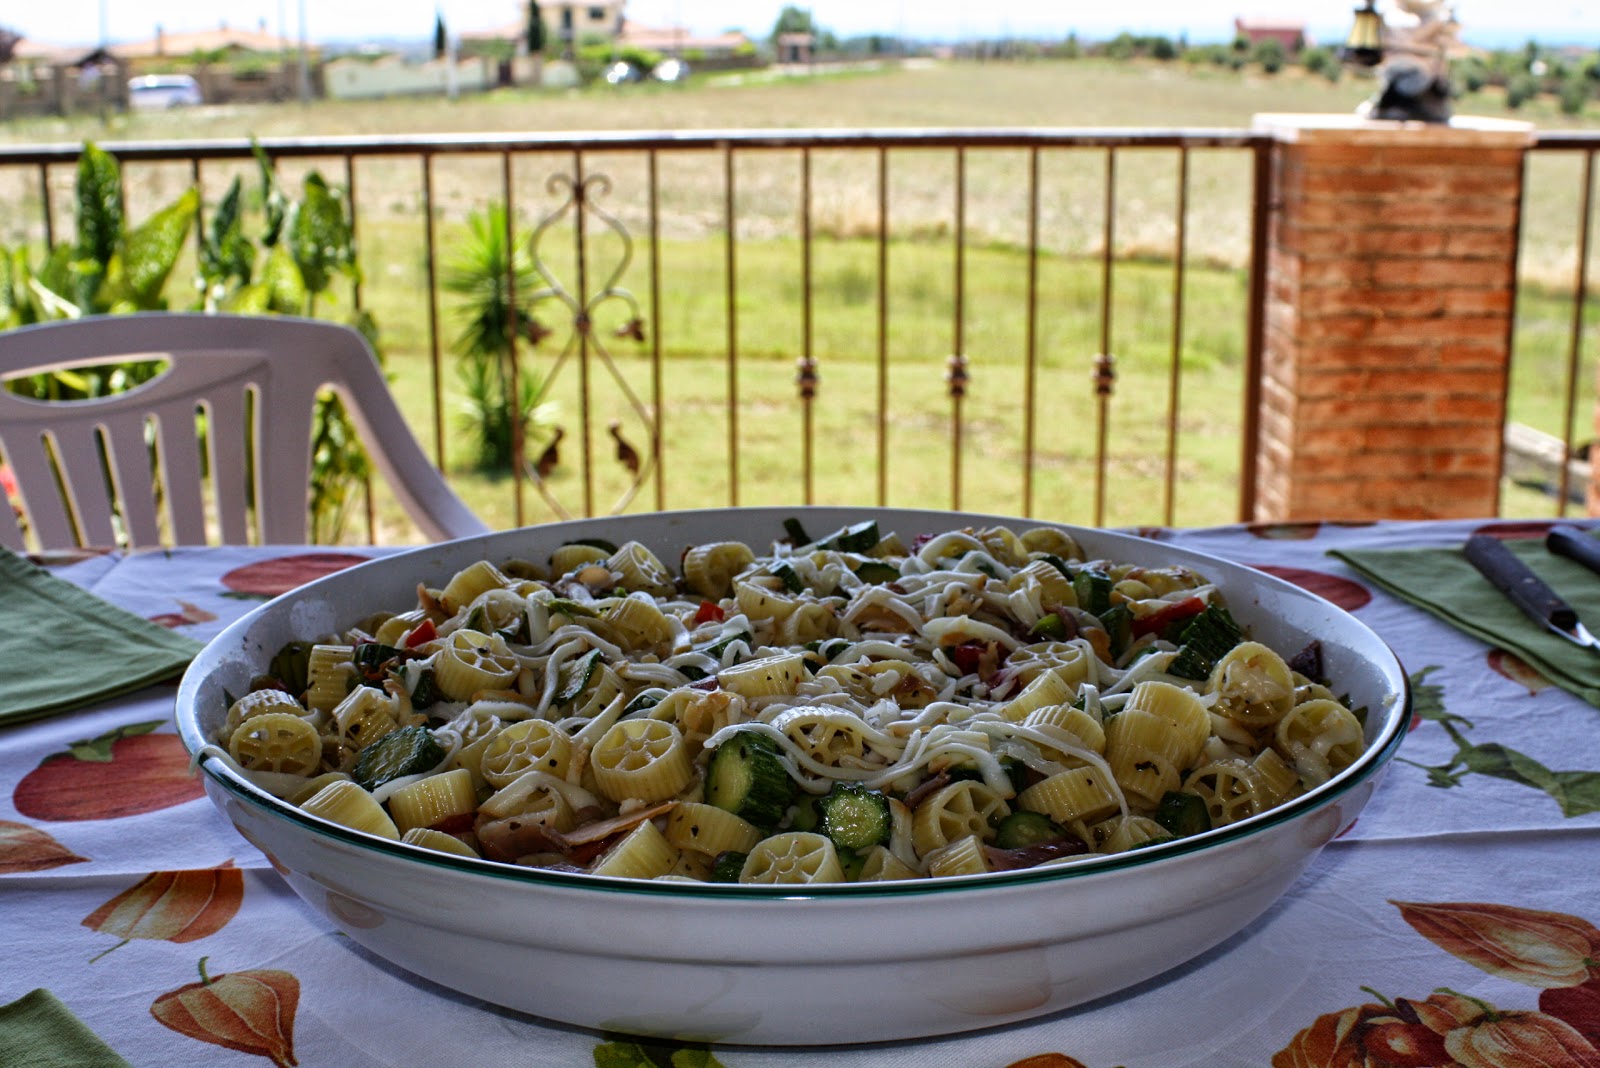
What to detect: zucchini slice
<box><xmin>1167</xmin><ymin>603</ymin><xmax>1244</xmax><ymax>681</ymax></box>
<box><xmin>818</xmin><ymin>783</ymin><xmax>891</xmax><ymax>853</ymax></box>
<box><xmin>351</xmin><ymin>725</ymin><xmax>445</xmax><ymax>791</ymax></box>
<box><xmin>994</xmin><ymin>810</ymin><xmax>1068</xmax><ymax>849</ymax></box>
<box><xmin>1154</xmin><ymin>790</ymin><xmax>1212</xmax><ymax>837</ymax></box>
<box><xmin>704</xmin><ymin>729</ymin><xmax>794</xmax><ymax>829</ymax></box>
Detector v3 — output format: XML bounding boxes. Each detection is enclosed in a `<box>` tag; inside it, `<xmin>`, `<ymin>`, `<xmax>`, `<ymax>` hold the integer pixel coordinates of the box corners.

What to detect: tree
<box><xmin>1252</xmin><ymin>37</ymin><xmax>1286</xmax><ymax>74</ymax></box>
<box><xmin>1</xmin><ymin>24</ymin><xmax>22</xmax><ymax>63</ymax></box>
<box><xmin>526</xmin><ymin>0</ymin><xmax>546</xmax><ymax>55</ymax></box>
<box><xmin>433</xmin><ymin>10</ymin><xmax>447</xmax><ymax>60</ymax></box>
<box><xmin>770</xmin><ymin>5</ymin><xmax>817</xmax><ymax>44</ymax></box>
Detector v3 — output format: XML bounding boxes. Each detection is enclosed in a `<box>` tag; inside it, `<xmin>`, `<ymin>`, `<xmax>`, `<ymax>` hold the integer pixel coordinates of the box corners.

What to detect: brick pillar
<box><xmin>1251</xmin><ymin>113</ymin><xmax>1534</xmax><ymax>521</ymax></box>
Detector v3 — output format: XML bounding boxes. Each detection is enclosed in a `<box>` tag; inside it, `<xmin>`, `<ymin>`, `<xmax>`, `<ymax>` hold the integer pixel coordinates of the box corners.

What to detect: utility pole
<box><xmin>297</xmin><ymin>0</ymin><xmax>311</xmax><ymax>104</ymax></box>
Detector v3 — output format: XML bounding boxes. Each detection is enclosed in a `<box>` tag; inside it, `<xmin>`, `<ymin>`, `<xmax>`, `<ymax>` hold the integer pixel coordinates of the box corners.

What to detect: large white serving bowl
<box><xmin>176</xmin><ymin>507</ymin><xmax>1409</xmax><ymax>1046</ymax></box>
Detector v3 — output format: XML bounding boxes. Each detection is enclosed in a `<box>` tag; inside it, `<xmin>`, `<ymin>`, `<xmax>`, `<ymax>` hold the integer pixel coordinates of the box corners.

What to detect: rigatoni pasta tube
<box><xmin>300</xmin><ymin>780</ymin><xmax>399</xmax><ymax>840</ymax></box>
<box><xmin>664</xmin><ymin>802</ymin><xmax>762</xmax><ymax>857</ymax></box>
<box><xmin>387</xmin><ymin>768</ymin><xmax>477</xmax><ymax>834</ymax></box>
<box><xmin>591</xmin><ymin>820</ymin><xmax>677</xmax><ymax>879</ymax></box>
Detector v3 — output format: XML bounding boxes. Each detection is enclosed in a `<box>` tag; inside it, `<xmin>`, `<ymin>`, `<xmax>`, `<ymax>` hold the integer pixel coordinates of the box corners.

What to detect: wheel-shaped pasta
<box><xmin>1019</xmin><ymin>526</ymin><xmax>1083</xmax><ymax>560</ymax></box>
<box><xmin>718</xmin><ymin>652</ymin><xmax>807</xmax><ymax>699</ymax></box>
<box><xmin>664</xmin><ymin>801</ymin><xmax>763</xmax><ymax>857</ymax></box>
<box><xmin>739</xmin><ymin>831</ymin><xmax>845</xmax><ymax>884</ymax></box>
<box><xmin>1002</xmin><ymin>641</ymin><xmax>1091</xmax><ymax>687</ymax></box>
<box><xmin>769</xmin><ymin>707</ymin><xmax>872</xmax><ymax>766</ymax></box>
<box><xmin>434</xmin><ymin>629</ymin><xmax>518</xmax><ymax>701</ymax></box>
<box><xmin>401</xmin><ymin>827</ymin><xmax>482</xmax><ymax>859</ymax></box>
<box><xmin>1183</xmin><ymin>760</ymin><xmax>1269</xmax><ymax>827</ymax></box>
<box><xmin>1091</xmin><ymin>814</ymin><xmax>1170</xmax><ymax>853</ymax></box>
<box><xmin>460</xmin><ymin>588</ymin><xmax>529</xmax><ymax>636</ymax></box>
<box><xmin>1275</xmin><ymin>698</ymin><xmax>1365</xmax><ymax>787</ymax></box>
<box><xmin>776</xmin><ymin>601</ymin><xmax>837</xmax><ymax>645</ymax></box>
<box><xmin>911</xmin><ymin>780</ymin><xmax>1010</xmax><ymax>858</ymax></box>
<box><xmin>682</xmin><ymin>540</ymin><xmax>756</xmax><ymax>599</ymax></box>
<box><xmin>224</xmin><ymin>688</ymin><xmax>311</xmax><ymax>738</ymax></box>
<box><xmin>1209</xmin><ymin>641</ymin><xmax>1297</xmax><ymax>728</ymax></box>
<box><xmin>590</xmin><ymin>719</ymin><xmax>693</xmax><ymax>803</ymax></box>
<box><xmin>439</xmin><ymin>560</ymin><xmax>511</xmax><ymax>614</ymax></box>
<box><xmin>480</xmin><ymin>719</ymin><xmax>574</xmax><ymax>787</ymax></box>
<box><xmin>734</xmin><ymin>580</ymin><xmax>801</xmax><ymax>624</ymax></box>
<box><xmin>549</xmin><ymin>542</ymin><xmax>611</xmax><ymax>576</ymax></box>
<box><xmin>591</xmin><ymin>819</ymin><xmax>678</xmax><ymax>879</ymax></box>
<box><xmin>386</xmin><ymin>768</ymin><xmax>478</xmax><ymax>834</ymax></box>
<box><xmin>478</xmin><ymin>771</ymin><xmax>576</xmax><ymax>829</ymax></box>
<box><xmin>925</xmin><ymin>834</ymin><xmax>990</xmax><ymax>878</ymax></box>
<box><xmin>1000</xmin><ymin>669</ymin><xmax>1077</xmax><ymax>722</ymax></box>
<box><xmin>299</xmin><ymin>780</ymin><xmax>399</xmax><ymax>840</ymax></box>
<box><xmin>607</xmin><ymin>541</ymin><xmax>676</xmax><ymax>598</ymax></box>
<box><xmin>606</xmin><ymin>595</ymin><xmax>676</xmax><ymax>650</ymax></box>
<box><xmin>228</xmin><ymin>712</ymin><xmax>321</xmax><ymax>776</ymax></box>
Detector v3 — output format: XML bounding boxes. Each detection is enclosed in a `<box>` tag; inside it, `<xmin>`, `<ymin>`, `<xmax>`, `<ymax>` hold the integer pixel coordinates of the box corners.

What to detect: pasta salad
<box><xmin>208</xmin><ymin>518</ymin><xmax>1368</xmax><ymax>885</ymax></box>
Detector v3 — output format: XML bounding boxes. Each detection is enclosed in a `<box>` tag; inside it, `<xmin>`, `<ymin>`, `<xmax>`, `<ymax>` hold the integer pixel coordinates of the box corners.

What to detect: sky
<box><xmin>5</xmin><ymin>1</ymin><xmax>1595</xmax><ymax>49</ymax></box>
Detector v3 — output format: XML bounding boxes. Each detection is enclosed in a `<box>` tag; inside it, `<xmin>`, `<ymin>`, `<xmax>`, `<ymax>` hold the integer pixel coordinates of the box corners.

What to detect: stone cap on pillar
<box><xmin>1252</xmin><ymin>112</ymin><xmax>1534</xmax><ymax>147</ymax></box>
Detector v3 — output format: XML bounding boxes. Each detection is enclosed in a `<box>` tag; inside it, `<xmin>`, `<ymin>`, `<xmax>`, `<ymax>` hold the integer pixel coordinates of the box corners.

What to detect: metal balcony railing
<box><xmin>1</xmin><ymin>127</ymin><xmax>1596</xmax><ymax>542</ymax></box>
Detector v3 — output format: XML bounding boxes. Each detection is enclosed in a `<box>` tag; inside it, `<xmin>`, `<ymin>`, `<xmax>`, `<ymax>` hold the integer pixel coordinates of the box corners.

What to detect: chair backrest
<box><xmin>0</xmin><ymin>313</ymin><xmax>490</xmax><ymax>550</ymax></box>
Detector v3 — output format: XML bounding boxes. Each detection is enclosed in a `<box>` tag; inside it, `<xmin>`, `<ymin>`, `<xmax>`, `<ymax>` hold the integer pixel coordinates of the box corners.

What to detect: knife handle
<box><xmin>1546</xmin><ymin>525</ymin><xmax>1600</xmax><ymax>577</ymax></box>
<box><xmin>1463</xmin><ymin>533</ymin><xmax>1578</xmax><ymax>631</ymax></box>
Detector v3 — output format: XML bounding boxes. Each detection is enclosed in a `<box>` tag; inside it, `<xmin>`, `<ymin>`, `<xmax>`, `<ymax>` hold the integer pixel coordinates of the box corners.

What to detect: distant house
<box><xmin>1233</xmin><ymin>17</ymin><xmax>1309</xmax><ymax>53</ymax></box>
<box><xmin>110</xmin><ymin>22</ymin><xmax>295</xmax><ymax>64</ymax></box>
<box><xmin>543</xmin><ymin>2</ymin><xmax>627</xmax><ymax>48</ymax></box>
<box><xmin>615</xmin><ymin>21</ymin><xmax>752</xmax><ymax>60</ymax></box>
<box><xmin>463</xmin><ymin>3</ymin><xmax>628</xmax><ymax>54</ymax></box>
<box><xmin>776</xmin><ymin>33</ymin><xmax>814</xmax><ymax>64</ymax></box>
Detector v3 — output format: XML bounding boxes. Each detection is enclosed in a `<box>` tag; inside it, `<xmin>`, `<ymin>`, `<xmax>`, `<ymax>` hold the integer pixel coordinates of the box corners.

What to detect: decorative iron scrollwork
<box><xmin>523</xmin><ymin>169</ymin><xmax>655</xmax><ymax>518</ymax></box>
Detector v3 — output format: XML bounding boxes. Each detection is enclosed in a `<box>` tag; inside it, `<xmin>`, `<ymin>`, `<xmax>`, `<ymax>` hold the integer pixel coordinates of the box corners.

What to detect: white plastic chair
<box><xmin>0</xmin><ymin>313</ymin><xmax>491</xmax><ymax>550</ymax></box>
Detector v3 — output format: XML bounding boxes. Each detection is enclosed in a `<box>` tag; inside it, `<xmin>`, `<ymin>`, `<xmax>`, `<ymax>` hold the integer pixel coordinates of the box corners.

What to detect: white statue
<box><xmin>1354</xmin><ymin>0</ymin><xmax>1464</xmax><ymax>122</ymax></box>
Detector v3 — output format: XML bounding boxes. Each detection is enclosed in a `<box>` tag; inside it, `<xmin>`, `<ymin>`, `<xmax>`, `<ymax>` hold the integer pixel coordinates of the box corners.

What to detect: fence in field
<box><xmin>0</xmin><ymin>126</ymin><xmax>1596</xmax><ymax>543</ymax></box>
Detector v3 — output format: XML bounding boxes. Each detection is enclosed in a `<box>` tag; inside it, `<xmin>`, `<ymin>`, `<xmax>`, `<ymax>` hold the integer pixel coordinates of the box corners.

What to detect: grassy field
<box><xmin>2</xmin><ymin>59</ymin><xmax>1596</xmax><ymax>539</ymax></box>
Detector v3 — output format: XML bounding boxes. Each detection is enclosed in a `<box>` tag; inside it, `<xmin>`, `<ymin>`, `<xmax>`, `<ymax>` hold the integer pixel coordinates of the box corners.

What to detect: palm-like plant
<box><xmin>443</xmin><ymin>201</ymin><xmax>556</xmax><ymax>473</ymax></box>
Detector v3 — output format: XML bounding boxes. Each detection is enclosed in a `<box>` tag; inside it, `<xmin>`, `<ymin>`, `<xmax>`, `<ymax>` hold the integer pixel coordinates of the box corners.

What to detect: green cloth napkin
<box><xmin>0</xmin><ymin>990</ymin><xmax>133</xmax><ymax>1068</ymax></box>
<box><xmin>0</xmin><ymin>547</ymin><xmax>203</xmax><ymax>726</ymax></box>
<box><xmin>1333</xmin><ymin>533</ymin><xmax>1600</xmax><ymax>707</ymax></box>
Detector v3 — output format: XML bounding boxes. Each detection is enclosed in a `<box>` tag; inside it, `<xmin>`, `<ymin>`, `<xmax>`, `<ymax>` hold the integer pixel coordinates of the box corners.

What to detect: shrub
<box><xmin>1505</xmin><ymin>72</ymin><xmax>1541</xmax><ymax>108</ymax></box>
<box><xmin>1559</xmin><ymin>76</ymin><xmax>1590</xmax><ymax>115</ymax></box>
<box><xmin>1253</xmin><ymin>38</ymin><xmax>1286</xmax><ymax>74</ymax></box>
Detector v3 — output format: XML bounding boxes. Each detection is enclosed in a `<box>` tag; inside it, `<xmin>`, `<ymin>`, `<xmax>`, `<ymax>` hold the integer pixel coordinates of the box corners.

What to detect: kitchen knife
<box><xmin>1546</xmin><ymin>524</ymin><xmax>1600</xmax><ymax>577</ymax></box>
<box><xmin>1463</xmin><ymin>533</ymin><xmax>1600</xmax><ymax>649</ymax></box>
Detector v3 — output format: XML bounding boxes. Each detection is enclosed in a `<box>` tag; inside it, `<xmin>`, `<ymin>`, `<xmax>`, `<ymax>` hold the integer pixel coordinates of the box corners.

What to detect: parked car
<box><xmin>604</xmin><ymin>60</ymin><xmax>643</xmax><ymax>85</ymax></box>
<box><xmin>127</xmin><ymin>74</ymin><xmax>203</xmax><ymax>110</ymax></box>
<box><xmin>652</xmin><ymin>58</ymin><xmax>690</xmax><ymax>83</ymax></box>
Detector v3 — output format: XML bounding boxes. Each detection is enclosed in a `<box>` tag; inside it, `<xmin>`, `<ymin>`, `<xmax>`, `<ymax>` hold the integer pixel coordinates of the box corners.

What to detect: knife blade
<box><xmin>1546</xmin><ymin>524</ymin><xmax>1600</xmax><ymax>577</ymax></box>
<box><xmin>1462</xmin><ymin>533</ymin><xmax>1600</xmax><ymax>649</ymax></box>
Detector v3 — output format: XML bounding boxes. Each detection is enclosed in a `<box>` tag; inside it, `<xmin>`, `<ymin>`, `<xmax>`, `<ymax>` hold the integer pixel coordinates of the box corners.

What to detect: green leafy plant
<box><xmin>442</xmin><ymin>200</ymin><xmax>556</xmax><ymax>474</ymax></box>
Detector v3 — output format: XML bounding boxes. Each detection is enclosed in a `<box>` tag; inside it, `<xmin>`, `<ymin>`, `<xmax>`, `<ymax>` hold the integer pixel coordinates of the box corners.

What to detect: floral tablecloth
<box><xmin>4</xmin><ymin>519</ymin><xmax>1599</xmax><ymax>1068</ymax></box>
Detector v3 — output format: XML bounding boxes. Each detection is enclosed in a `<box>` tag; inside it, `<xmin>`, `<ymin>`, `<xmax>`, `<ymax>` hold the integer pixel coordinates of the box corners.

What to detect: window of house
<box><xmin>588</xmin><ymin>6</ymin><xmax>606</xmax><ymax>20</ymax></box>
